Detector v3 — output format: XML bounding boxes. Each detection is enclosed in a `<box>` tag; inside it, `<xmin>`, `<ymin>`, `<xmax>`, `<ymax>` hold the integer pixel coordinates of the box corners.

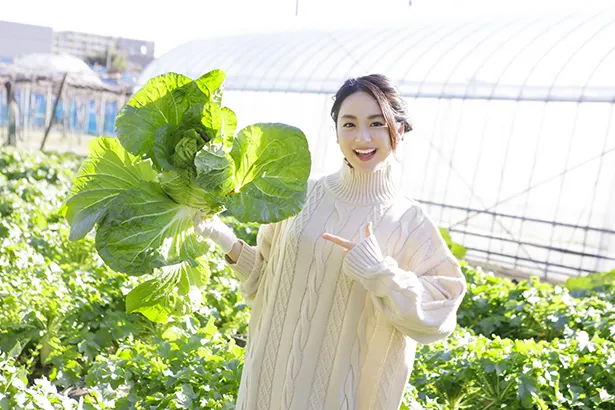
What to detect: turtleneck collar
<box><xmin>324</xmin><ymin>159</ymin><xmax>400</xmax><ymax>205</ymax></box>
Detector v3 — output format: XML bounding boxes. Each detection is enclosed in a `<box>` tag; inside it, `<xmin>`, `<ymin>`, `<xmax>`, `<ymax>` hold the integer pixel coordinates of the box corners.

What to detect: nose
<box><xmin>355</xmin><ymin>126</ymin><xmax>371</xmax><ymax>143</ymax></box>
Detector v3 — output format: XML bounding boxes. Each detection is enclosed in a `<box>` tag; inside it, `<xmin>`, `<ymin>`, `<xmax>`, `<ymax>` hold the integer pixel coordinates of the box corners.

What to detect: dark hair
<box><xmin>331</xmin><ymin>74</ymin><xmax>412</xmax><ymax>152</ymax></box>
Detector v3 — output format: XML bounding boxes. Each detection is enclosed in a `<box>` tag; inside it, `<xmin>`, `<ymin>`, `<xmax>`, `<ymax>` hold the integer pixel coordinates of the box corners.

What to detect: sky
<box><xmin>1</xmin><ymin>0</ymin><xmax>612</xmax><ymax>57</ymax></box>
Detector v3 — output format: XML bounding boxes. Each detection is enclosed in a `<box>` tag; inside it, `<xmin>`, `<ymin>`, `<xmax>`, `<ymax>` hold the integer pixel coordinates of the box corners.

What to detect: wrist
<box><xmin>210</xmin><ymin>217</ymin><xmax>238</xmax><ymax>254</ymax></box>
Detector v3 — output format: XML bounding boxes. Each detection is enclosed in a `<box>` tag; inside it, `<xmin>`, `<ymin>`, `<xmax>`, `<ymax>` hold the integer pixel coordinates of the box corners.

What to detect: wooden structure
<box><xmin>0</xmin><ymin>54</ymin><xmax>130</xmax><ymax>151</ymax></box>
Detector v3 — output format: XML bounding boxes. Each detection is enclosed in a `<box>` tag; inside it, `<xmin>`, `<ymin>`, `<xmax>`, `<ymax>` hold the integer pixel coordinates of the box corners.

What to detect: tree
<box><xmin>85</xmin><ymin>43</ymin><xmax>127</xmax><ymax>73</ymax></box>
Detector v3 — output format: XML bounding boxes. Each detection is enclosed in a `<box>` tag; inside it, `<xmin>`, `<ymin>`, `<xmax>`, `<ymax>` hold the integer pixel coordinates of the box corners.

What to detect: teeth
<box><xmin>355</xmin><ymin>149</ymin><xmax>376</xmax><ymax>155</ymax></box>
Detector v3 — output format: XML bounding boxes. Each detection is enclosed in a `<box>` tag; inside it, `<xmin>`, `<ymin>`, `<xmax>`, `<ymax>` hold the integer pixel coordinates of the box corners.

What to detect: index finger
<box><xmin>322</xmin><ymin>233</ymin><xmax>354</xmax><ymax>249</ymax></box>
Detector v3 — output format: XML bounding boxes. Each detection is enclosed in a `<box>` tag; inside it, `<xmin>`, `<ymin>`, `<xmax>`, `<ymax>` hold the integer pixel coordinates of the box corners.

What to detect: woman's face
<box><xmin>336</xmin><ymin>91</ymin><xmax>398</xmax><ymax>173</ymax></box>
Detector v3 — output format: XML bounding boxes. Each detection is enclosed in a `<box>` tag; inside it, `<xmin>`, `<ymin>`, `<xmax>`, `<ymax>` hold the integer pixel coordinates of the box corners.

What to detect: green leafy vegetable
<box><xmin>61</xmin><ymin>138</ymin><xmax>157</xmax><ymax>241</ymax></box>
<box><xmin>221</xmin><ymin>107</ymin><xmax>238</xmax><ymax>149</ymax></box>
<box><xmin>226</xmin><ymin>123</ymin><xmax>311</xmax><ymax>223</ymax></box>
<box><xmin>63</xmin><ymin>69</ymin><xmax>312</xmax><ymax>322</ymax></box>
<box><xmin>125</xmin><ymin>256</ymin><xmax>210</xmax><ymax>323</ymax></box>
<box><xmin>95</xmin><ymin>182</ymin><xmax>206</xmax><ymax>275</ymax></box>
<box><xmin>194</xmin><ymin>143</ymin><xmax>235</xmax><ymax>196</ymax></box>
<box><xmin>565</xmin><ymin>269</ymin><xmax>615</xmax><ymax>296</ymax></box>
<box><xmin>115</xmin><ymin>73</ymin><xmax>208</xmax><ymax>161</ymax></box>
<box><xmin>160</xmin><ymin>169</ymin><xmax>223</xmax><ymax>212</ymax></box>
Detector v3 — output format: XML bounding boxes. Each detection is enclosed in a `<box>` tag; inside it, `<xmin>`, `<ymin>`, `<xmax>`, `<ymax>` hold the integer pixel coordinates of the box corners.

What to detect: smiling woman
<box><xmin>331</xmin><ymin>74</ymin><xmax>413</xmax><ymax>173</ymax></box>
<box><xmin>195</xmin><ymin>73</ymin><xmax>467</xmax><ymax>410</ymax></box>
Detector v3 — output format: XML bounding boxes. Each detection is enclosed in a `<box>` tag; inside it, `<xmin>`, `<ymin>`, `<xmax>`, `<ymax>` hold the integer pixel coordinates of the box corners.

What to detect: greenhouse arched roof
<box><xmin>139</xmin><ymin>5</ymin><xmax>615</xmax><ymax>102</ymax></box>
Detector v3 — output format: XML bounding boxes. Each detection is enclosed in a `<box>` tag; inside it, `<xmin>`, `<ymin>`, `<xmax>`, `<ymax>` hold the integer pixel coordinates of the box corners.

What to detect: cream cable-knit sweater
<box><xmin>229</xmin><ymin>161</ymin><xmax>467</xmax><ymax>410</ymax></box>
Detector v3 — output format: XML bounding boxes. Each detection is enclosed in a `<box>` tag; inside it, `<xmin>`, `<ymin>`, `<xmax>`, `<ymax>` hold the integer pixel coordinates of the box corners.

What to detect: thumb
<box><xmin>365</xmin><ymin>222</ymin><xmax>373</xmax><ymax>238</ymax></box>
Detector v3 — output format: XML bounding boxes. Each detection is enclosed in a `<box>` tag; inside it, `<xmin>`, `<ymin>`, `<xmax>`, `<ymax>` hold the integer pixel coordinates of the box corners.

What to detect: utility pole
<box><xmin>295</xmin><ymin>0</ymin><xmax>299</xmax><ymax>16</ymax></box>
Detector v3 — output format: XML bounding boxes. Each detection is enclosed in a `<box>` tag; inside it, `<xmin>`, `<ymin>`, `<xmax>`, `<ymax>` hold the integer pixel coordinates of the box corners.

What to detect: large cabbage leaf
<box><xmin>95</xmin><ymin>182</ymin><xmax>207</xmax><ymax>275</ymax></box>
<box><xmin>153</xmin><ymin>123</ymin><xmax>182</xmax><ymax>171</ymax></box>
<box><xmin>115</xmin><ymin>71</ymin><xmax>226</xmax><ymax>161</ymax></box>
<box><xmin>221</xmin><ymin>107</ymin><xmax>237</xmax><ymax>149</ymax></box>
<box><xmin>225</xmin><ymin>123</ymin><xmax>311</xmax><ymax>223</ymax></box>
<box><xmin>194</xmin><ymin>143</ymin><xmax>235</xmax><ymax>197</ymax></box>
<box><xmin>125</xmin><ymin>256</ymin><xmax>210</xmax><ymax>323</ymax></box>
<box><xmin>194</xmin><ymin>69</ymin><xmax>225</xmax><ymax>104</ymax></box>
<box><xmin>61</xmin><ymin>137</ymin><xmax>157</xmax><ymax>241</ymax></box>
<box><xmin>115</xmin><ymin>74</ymin><xmax>203</xmax><ymax>160</ymax></box>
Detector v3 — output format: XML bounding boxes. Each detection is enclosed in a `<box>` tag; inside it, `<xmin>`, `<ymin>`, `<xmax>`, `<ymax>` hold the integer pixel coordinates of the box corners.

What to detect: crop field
<box><xmin>1</xmin><ymin>147</ymin><xmax>614</xmax><ymax>409</ymax></box>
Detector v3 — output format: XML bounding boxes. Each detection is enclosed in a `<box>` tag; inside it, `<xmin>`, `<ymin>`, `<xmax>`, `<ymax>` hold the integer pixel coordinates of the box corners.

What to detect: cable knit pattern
<box><xmin>284</xmin><ymin>199</ymin><xmax>354</xmax><ymax>409</ymax></box>
<box><xmin>257</xmin><ymin>181</ymin><xmax>326</xmax><ymax>410</ymax></box>
<box><xmin>372</xmin><ymin>330</ymin><xmax>405</xmax><ymax>408</ymax></box>
<box><xmin>308</xmin><ymin>208</ymin><xmax>368</xmax><ymax>409</ymax></box>
<box><xmin>228</xmin><ymin>161</ymin><xmax>467</xmax><ymax>410</ymax></box>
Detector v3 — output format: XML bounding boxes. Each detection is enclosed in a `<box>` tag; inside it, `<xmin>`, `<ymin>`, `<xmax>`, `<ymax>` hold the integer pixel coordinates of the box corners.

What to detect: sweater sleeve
<box><xmin>342</xmin><ymin>207</ymin><xmax>467</xmax><ymax>344</ymax></box>
<box><xmin>227</xmin><ymin>221</ymin><xmax>279</xmax><ymax>302</ymax></box>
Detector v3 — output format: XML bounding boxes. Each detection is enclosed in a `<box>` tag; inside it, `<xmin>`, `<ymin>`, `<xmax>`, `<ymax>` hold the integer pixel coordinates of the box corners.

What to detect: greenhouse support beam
<box><xmin>421</xmin><ymin>199</ymin><xmax>615</xmax><ymax>235</ymax></box>
<box><xmin>464</xmin><ymin>247</ymin><xmax>599</xmax><ymax>276</ymax></box>
<box><xmin>449</xmin><ymin>228</ymin><xmax>615</xmax><ymax>263</ymax></box>
<box><xmin>223</xmin><ymin>86</ymin><xmax>615</xmax><ymax>104</ymax></box>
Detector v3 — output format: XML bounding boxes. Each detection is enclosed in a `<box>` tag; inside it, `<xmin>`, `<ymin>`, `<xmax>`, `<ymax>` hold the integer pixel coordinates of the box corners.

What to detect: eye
<box><xmin>342</xmin><ymin>122</ymin><xmax>355</xmax><ymax>128</ymax></box>
<box><xmin>371</xmin><ymin>121</ymin><xmax>385</xmax><ymax>127</ymax></box>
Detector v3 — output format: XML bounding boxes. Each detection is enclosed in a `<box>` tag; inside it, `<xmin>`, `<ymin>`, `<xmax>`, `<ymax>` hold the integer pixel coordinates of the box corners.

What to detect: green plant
<box><xmin>458</xmin><ymin>264</ymin><xmax>615</xmax><ymax>341</ymax></box>
<box><xmin>439</xmin><ymin>228</ymin><xmax>467</xmax><ymax>259</ymax></box>
<box><xmin>565</xmin><ymin>269</ymin><xmax>615</xmax><ymax>298</ymax></box>
<box><xmin>410</xmin><ymin>326</ymin><xmax>615</xmax><ymax>409</ymax></box>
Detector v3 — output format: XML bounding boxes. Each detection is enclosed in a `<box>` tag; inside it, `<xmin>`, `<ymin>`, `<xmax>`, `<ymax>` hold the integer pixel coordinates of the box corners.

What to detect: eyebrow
<box><xmin>340</xmin><ymin>114</ymin><xmax>384</xmax><ymax>120</ymax></box>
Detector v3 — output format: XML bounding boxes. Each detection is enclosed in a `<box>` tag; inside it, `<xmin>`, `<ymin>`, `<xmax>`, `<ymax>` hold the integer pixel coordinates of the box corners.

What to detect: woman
<box><xmin>195</xmin><ymin>74</ymin><xmax>467</xmax><ymax>410</ymax></box>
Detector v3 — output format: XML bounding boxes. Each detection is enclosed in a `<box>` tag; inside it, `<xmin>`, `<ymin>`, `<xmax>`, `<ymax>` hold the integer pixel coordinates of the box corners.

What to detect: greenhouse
<box><xmin>138</xmin><ymin>5</ymin><xmax>615</xmax><ymax>282</ymax></box>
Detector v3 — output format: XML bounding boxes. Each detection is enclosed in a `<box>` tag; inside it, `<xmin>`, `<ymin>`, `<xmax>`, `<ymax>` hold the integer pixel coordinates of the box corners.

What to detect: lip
<box><xmin>354</xmin><ymin>148</ymin><xmax>377</xmax><ymax>161</ymax></box>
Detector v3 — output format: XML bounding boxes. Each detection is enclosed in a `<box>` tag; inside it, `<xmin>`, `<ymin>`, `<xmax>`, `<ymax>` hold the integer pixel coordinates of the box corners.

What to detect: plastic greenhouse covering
<box><xmin>138</xmin><ymin>5</ymin><xmax>615</xmax><ymax>281</ymax></box>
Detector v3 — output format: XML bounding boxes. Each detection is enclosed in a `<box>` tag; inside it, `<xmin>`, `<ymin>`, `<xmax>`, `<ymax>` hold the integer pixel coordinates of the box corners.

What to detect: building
<box><xmin>0</xmin><ymin>21</ymin><xmax>53</xmax><ymax>62</ymax></box>
<box><xmin>53</xmin><ymin>31</ymin><xmax>155</xmax><ymax>71</ymax></box>
<box><xmin>0</xmin><ymin>20</ymin><xmax>155</xmax><ymax>71</ymax></box>
<box><xmin>52</xmin><ymin>30</ymin><xmax>113</xmax><ymax>61</ymax></box>
<box><xmin>115</xmin><ymin>37</ymin><xmax>155</xmax><ymax>69</ymax></box>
